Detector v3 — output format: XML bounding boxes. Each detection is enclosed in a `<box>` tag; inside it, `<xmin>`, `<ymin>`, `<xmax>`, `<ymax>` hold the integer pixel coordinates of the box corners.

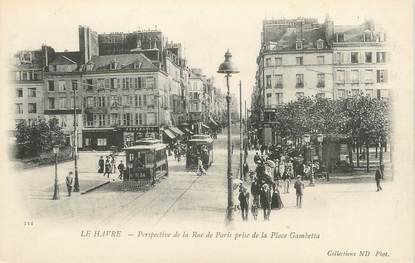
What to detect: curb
<box><xmin>81</xmin><ymin>181</ymin><xmax>110</xmax><ymax>195</ymax></box>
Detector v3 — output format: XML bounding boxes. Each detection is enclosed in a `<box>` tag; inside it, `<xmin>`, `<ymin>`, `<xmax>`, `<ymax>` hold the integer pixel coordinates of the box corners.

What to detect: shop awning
<box><xmin>209</xmin><ymin>117</ymin><xmax>219</xmax><ymax>127</ymax></box>
<box><xmin>169</xmin><ymin>126</ymin><xmax>185</xmax><ymax>136</ymax></box>
<box><xmin>163</xmin><ymin>129</ymin><xmax>176</xmax><ymax>140</ymax></box>
<box><xmin>183</xmin><ymin>127</ymin><xmax>194</xmax><ymax>135</ymax></box>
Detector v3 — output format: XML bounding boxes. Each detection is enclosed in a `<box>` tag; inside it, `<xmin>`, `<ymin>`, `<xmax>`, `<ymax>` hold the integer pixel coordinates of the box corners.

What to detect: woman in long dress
<box><xmin>271</xmin><ymin>187</ymin><xmax>284</xmax><ymax>209</ymax></box>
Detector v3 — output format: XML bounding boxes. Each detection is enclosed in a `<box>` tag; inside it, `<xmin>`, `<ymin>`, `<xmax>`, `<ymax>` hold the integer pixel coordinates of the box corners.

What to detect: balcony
<box><xmin>296</xmin><ymin>83</ymin><xmax>304</xmax><ymax>88</ymax></box>
<box><xmin>317</xmin><ymin>82</ymin><xmax>325</xmax><ymax>88</ymax></box>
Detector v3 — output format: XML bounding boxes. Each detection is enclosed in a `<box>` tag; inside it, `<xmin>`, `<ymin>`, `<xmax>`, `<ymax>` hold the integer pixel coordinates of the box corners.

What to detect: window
<box><xmin>98</xmin><ymin>96</ymin><xmax>106</xmax><ymax>107</ymax></box>
<box><xmin>110</xmin><ymin>113</ymin><xmax>119</xmax><ymax>126</ymax></box>
<box><xmin>296</xmin><ymin>57</ymin><xmax>303</xmax><ymax>65</ymax></box>
<box><xmin>377</xmin><ymin>70</ymin><xmax>387</xmax><ymax>83</ymax></box>
<box><xmin>28</xmin><ymin>103</ymin><xmax>37</xmax><ymax>113</ymax></box>
<box><xmin>146</xmin><ymin>77</ymin><xmax>155</xmax><ymax>89</ymax></box>
<box><xmin>122</xmin><ymin>95</ymin><xmax>130</xmax><ymax>106</ymax></box>
<box><xmin>275</xmin><ymin>75</ymin><xmax>283</xmax><ymax>88</ymax></box>
<box><xmin>296</xmin><ymin>41</ymin><xmax>303</xmax><ymax>50</ymax></box>
<box><xmin>296</xmin><ymin>74</ymin><xmax>304</xmax><ymax>88</ymax></box>
<box><xmin>364</xmin><ymin>70</ymin><xmax>374</xmax><ymax>83</ymax></box>
<box><xmin>22</xmin><ymin>71</ymin><xmax>29</xmax><ymax>81</ymax></box>
<box><xmin>317</xmin><ymin>73</ymin><xmax>325</xmax><ymax>87</ymax></box>
<box><xmin>67</xmin><ymin>97</ymin><xmax>74</xmax><ymax>109</ymax></box>
<box><xmin>48</xmin><ymin>98</ymin><xmax>55</xmax><ymax>109</ymax></box>
<box><xmin>97</xmin><ymin>138</ymin><xmax>107</xmax><ymax>146</ymax></box>
<box><xmin>265</xmin><ymin>58</ymin><xmax>271</xmax><ymax>67</ymax></box>
<box><xmin>275</xmin><ymin>57</ymin><xmax>282</xmax><ymax>66</ymax></box>
<box><xmin>86</xmin><ymin>79</ymin><xmax>93</xmax><ymax>91</ymax></box>
<box><xmin>70</xmin><ymin>80</ymin><xmax>77</xmax><ymax>91</ymax></box>
<box><xmin>337</xmin><ymin>33</ymin><xmax>344</xmax><ymax>42</ymax></box>
<box><xmin>376</xmin><ymin>52</ymin><xmax>386</xmax><ymax>63</ymax></box>
<box><xmin>48</xmin><ymin>80</ymin><xmax>55</xmax><ymax>91</ymax></box>
<box><xmin>96</xmin><ymin>114</ymin><xmax>105</xmax><ymax>126</ymax></box>
<box><xmin>136</xmin><ymin>77</ymin><xmax>142</xmax><ymax>89</ymax></box>
<box><xmin>143</xmin><ymin>95</ymin><xmax>147</xmax><ymax>106</ymax></box>
<box><xmin>365</xmin><ymin>52</ymin><xmax>372</xmax><ymax>63</ymax></box>
<box><xmin>334</xmin><ymin>52</ymin><xmax>341</xmax><ymax>64</ymax></box>
<box><xmin>104</xmin><ymin>79</ymin><xmax>110</xmax><ymax>89</ymax></box>
<box><xmin>338</xmin><ymin>89</ymin><xmax>346</xmax><ymax>99</ymax></box>
<box><xmin>138</xmin><ymin>113</ymin><xmax>143</xmax><ymax>125</ymax></box>
<box><xmin>380</xmin><ymin>89</ymin><xmax>389</xmax><ymax>99</ymax></box>
<box><xmin>85</xmin><ymin>138</ymin><xmax>91</xmax><ymax>146</ymax></box>
<box><xmin>336</xmin><ymin>70</ymin><xmax>345</xmax><ymax>83</ymax></box>
<box><xmin>138</xmin><ymin>95</ymin><xmax>142</xmax><ymax>107</ymax></box>
<box><xmin>15</xmin><ymin>103</ymin><xmax>23</xmax><ymax>114</ymax></box>
<box><xmin>266</xmin><ymin>93</ymin><xmax>272</xmax><ymax>107</ymax></box>
<box><xmin>123</xmin><ymin>113</ymin><xmax>131</xmax><ymax>126</ymax></box>
<box><xmin>97</xmin><ymin>79</ymin><xmax>105</xmax><ymax>89</ymax></box>
<box><xmin>276</xmin><ymin>93</ymin><xmax>283</xmax><ymax>105</ymax></box>
<box><xmin>351</xmin><ymin>52</ymin><xmax>359</xmax><ymax>64</ymax></box>
<box><xmin>58</xmin><ymin>80</ymin><xmax>66</xmax><ymax>91</ymax></box>
<box><xmin>317</xmin><ymin>56</ymin><xmax>324</xmax><ymax>64</ymax></box>
<box><xmin>110</xmin><ymin>78</ymin><xmax>116</xmax><ymax>89</ymax></box>
<box><xmin>87</xmin><ymin>97</ymin><xmax>95</xmax><ymax>108</ymax></box>
<box><xmin>295</xmin><ymin>92</ymin><xmax>304</xmax><ymax>99</ymax></box>
<box><xmin>266</xmin><ymin>75</ymin><xmax>271</xmax><ymax>88</ymax></box>
<box><xmin>134</xmin><ymin>95</ymin><xmax>138</xmax><ymax>107</ymax></box>
<box><xmin>33</xmin><ymin>71</ymin><xmax>42</xmax><ymax>80</ymax></box>
<box><xmin>364</xmin><ymin>31</ymin><xmax>372</xmax><ymax>42</ymax></box>
<box><xmin>317</xmin><ymin>39</ymin><xmax>324</xmax><ymax>49</ymax></box>
<box><xmin>122</xmin><ymin>78</ymin><xmax>127</xmax><ymax>89</ymax></box>
<box><xmin>351</xmin><ymin>70</ymin><xmax>359</xmax><ymax>84</ymax></box>
<box><xmin>58</xmin><ymin>98</ymin><xmax>66</xmax><ymax>109</ymax></box>
<box><xmin>147</xmin><ymin>113</ymin><xmax>156</xmax><ymax>125</ymax></box>
<box><xmin>16</xmin><ymin>89</ymin><xmax>23</xmax><ymax>97</ymax></box>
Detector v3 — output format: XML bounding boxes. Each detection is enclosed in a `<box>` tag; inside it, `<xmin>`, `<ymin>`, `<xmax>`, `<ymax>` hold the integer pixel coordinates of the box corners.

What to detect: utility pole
<box><xmin>239</xmin><ymin>81</ymin><xmax>243</xmax><ymax>181</ymax></box>
<box><xmin>73</xmin><ymin>84</ymin><xmax>79</xmax><ymax>192</ymax></box>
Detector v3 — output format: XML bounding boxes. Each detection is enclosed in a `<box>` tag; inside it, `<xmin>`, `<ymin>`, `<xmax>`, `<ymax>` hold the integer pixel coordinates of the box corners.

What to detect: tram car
<box><xmin>186</xmin><ymin>135</ymin><xmax>214</xmax><ymax>169</ymax></box>
<box><xmin>123</xmin><ymin>138</ymin><xmax>168</xmax><ymax>190</ymax></box>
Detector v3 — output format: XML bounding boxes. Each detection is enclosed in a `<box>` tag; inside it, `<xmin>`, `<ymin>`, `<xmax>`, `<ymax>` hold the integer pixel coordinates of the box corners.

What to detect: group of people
<box><xmin>98</xmin><ymin>155</ymin><xmax>125</xmax><ymax>180</ymax></box>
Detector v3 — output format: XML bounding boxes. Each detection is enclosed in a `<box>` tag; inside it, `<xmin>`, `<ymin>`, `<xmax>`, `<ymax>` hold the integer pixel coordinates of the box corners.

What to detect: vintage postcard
<box><xmin>0</xmin><ymin>0</ymin><xmax>413</xmax><ymax>262</ymax></box>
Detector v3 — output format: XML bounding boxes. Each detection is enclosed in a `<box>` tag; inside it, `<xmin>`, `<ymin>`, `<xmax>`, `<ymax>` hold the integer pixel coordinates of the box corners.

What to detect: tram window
<box><xmin>129</xmin><ymin>153</ymin><xmax>134</xmax><ymax>162</ymax></box>
<box><xmin>146</xmin><ymin>153</ymin><xmax>154</xmax><ymax>164</ymax></box>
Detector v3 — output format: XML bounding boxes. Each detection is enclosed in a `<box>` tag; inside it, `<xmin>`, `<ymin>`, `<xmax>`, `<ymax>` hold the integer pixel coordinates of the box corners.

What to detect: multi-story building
<box><xmin>43</xmin><ymin>50</ymin><xmax>84</xmax><ymax>147</ymax></box>
<box><xmin>331</xmin><ymin>20</ymin><xmax>389</xmax><ymax>99</ymax></box>
<box><xmin>10</xmin><ymin>47</ymin><xmax>54</xmax><ymax>128</ymax></box>
<box><xmin>253</xmin><ymin>17</ymin><xmax>389</xmax><ymax>144</ymax></box>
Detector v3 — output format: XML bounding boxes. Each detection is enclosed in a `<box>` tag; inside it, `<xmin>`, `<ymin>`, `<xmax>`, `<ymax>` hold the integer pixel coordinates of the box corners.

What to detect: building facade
<box><xmin>253</xmin><ymin>17</ymin><xmax>389</xmax><ymax>145</ymax></box>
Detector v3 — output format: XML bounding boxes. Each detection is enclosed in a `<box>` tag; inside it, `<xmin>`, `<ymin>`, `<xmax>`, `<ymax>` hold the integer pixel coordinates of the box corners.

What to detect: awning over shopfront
<box><xmin>163</xmin><ymin>129</ymin><xmax>176</xmax><ymax>140</ymax></box>
<box><xmin>183</xmin><ymin>127</ymin><xmax>194</xmax><ymax>135</ymax></box>
<box><xmin>169</xmin><ymin>126</ymin><xmax>185</xmax><ymax>136</ymax></box>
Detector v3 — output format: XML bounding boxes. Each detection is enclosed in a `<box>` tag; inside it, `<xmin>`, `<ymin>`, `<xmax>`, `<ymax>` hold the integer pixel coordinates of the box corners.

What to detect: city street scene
<box><xmin>9</xmin><ymin>16</ymin><xmax>393</xmax><ymax>227</ymax></box>
<box><xmin>1</xmin><ymin>1</ymin><xmax>413</xmax><ymax>262</ymax></box>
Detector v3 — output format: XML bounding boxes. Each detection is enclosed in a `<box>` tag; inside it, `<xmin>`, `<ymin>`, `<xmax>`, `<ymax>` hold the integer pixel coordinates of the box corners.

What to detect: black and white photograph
<box><xmin>0</xmin><ymin>0</ymin><xmax>413</xmax><ymax>262</ymax></box>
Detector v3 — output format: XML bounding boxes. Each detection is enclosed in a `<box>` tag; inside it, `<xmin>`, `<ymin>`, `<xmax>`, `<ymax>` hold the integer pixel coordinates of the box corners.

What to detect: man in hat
<box><xmin>197</xmin><ymin>157</ymin><xmax>206</xmax><ymax>176</ymax></box>
<box><xmin>65</xmin><ymin>171</ymin><xmax>74</xmax><ymax>197</ymax></box>
<box><xmin>260</xmin><ymin>183</ymin><xmax>272</xmax><ymax>220</ymax></box>
<box><xmin>238</xmin><ymin>185</ymin><xmax>250</xmax><ymax>221</ymax></box>
<box><xmin>118</xmin><ymin>160</ymin><xmax>125</xmax><ymax>180</ymax></box>
<box><xmin>294</xmin><ymin>175</ymin><xmax>304</xmax><ymax>208</ymax></box>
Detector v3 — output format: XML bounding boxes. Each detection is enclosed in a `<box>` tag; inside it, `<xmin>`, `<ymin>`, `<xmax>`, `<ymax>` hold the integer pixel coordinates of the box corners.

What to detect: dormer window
<box><xmin>317</xmin><ymin>39</ymin><xmax>324</xmax><ymax>49</ymax></box>
<box><xmin>133</xmin><ymin>61</ymin><xmax>142</xmax><ymax>69</ymax></box>
<box><xmin>110</xmin><ymin>60</ymin><xmax>118</xmax><ymax>70</ymax></box>
<box><xmin>363</xmin><ymin>30</ymin><xmax>372</xmax><ymax>42</ymax></box>
<box><xmin>296</xmin><ymin>40</ymin><xmax>303</xmax><ymax>50</ymax></box>
<box><xmin>336</xmin><ymin>33</ymin><xmax>344</xmax><ymax>42</ymax></box>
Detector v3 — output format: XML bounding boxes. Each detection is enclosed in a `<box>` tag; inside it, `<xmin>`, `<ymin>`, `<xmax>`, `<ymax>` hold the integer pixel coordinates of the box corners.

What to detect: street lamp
<box><xmin>217</xmin><ymin>49</ymin><xmax>239</xmax><ymax>223</ymax></box>
<box><xmin>73</xmin><ymin>84</ymin><xmax>80</xmax><ymax>192</ymax></box>
<box><xmin>302</xmin><ymin>134</ymin><xmax>314</xmax><ymax>186</ymax></box>
<box><xmin>52</xmin><ymin>145</ymin><xmax>60</xmax><ymax>200</ymax></box>
<box><xmin>317</xmin><ymin>134</ymin><xmax>323</xmax><ymax>162</ymax></box>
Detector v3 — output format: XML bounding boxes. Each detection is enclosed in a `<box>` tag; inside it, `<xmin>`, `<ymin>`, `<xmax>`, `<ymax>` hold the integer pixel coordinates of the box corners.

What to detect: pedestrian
<box><xmin>294</xmin><ymin>175</ymin><xmax>304</xmax><ymax>208</ymax></box>
<box><xmin>197</xmin><ymin>157</ymin><xmax>206</xmax><ymax>176</ymax></box>
<box><xmin>271</xmin><ymin>186</ymin><xmax>283</xmax><ymax>209</ymax></box>
<box><xmin>243</xmin><ymin>161</ymin><xmax>249</xmax><ymax>181</ymax></box>
<box><xmin>111</xmin><ymin>155</ymin><xmax>116</xmax><ymax>174</ymax></box>
<box><xmin>98</xmin><ymin>156</ymin><xmax>104</xmax><ymax>174</ymax></box>
<box><xmin>250</xmin><ymin>177</ymin><xmax>260</xmax><ymax>207</ymax></box>
<box><xmin>260</xmin><ymin>183</ymin><xmax>272</xmax><ymax>220</ymax></box>
<box><xmin>118</xmin><ymin>160</ymin><xmax>125</xmax><ymax>180</ymax></box>
<box><xmin>103</xmin><ymin>156</ymin><xmax>111</xmax><ymax>178</ymax></box>
<box><xmin>65</xmin><ymin>171</ymin><xmax>74</xmax><ymax>197</ymax></box>
<box><xmin>254</xmin><ymin>152</ymin><xmax>261</xmax><ymax>164</ymax></box>
<box><xmin>238</xmin><ymin>186</ymin><xmax>250</xmax><ymax>221</ymax></box>
<box><xmin>375</xmin><ymin>166</ymin><xmax>383</xmax><ymax>191</ymax></box>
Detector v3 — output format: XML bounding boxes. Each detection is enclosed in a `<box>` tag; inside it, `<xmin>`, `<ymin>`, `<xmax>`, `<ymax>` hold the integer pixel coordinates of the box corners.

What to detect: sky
<box><xmin>0</xmin><ymin>0</ymin><xmax>405</xmax><ymax>107</ymax></box>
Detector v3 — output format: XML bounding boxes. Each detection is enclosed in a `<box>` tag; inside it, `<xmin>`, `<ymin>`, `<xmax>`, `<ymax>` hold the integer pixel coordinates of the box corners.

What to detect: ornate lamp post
<box><xmin>303</xmin><ymin>134</ymin><xmax>314</xmax><ymax>186</ymax></box>
<box><xmin>52</xmin><ymin>145</ymin><xmax>60</xmax><ymax>200</ymax></box>
<box><xmin>73</xmin><ymin>84</ymin><xmax>80</xmax><ymax>192</ymax></box>
<box><xmin>317</xmin><ymin>134</ymin><xmax>324</xmax><ymax>162</ymax></box>
<box><xmin>217</xmin><ymin>49</ymin><xmax>239</xmax><ymax>223</ymax></box>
